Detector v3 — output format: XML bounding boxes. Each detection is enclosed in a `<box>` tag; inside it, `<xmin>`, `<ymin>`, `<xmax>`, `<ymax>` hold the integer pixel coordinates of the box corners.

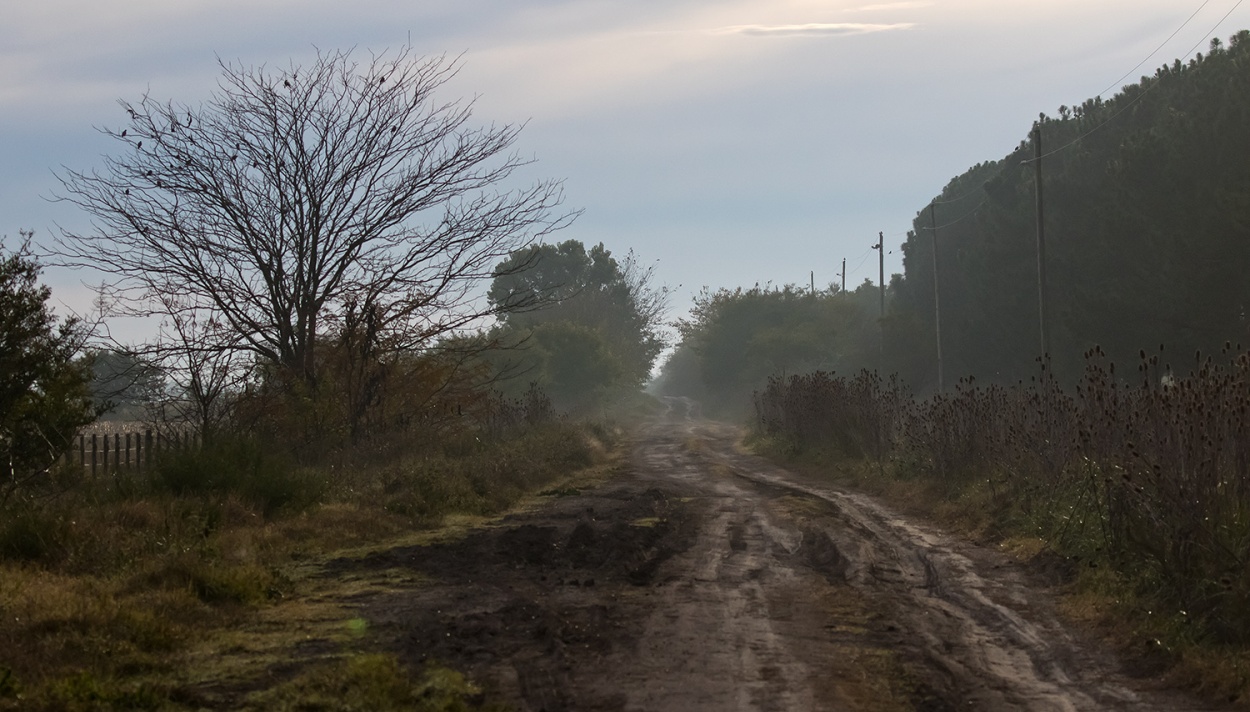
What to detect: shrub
<box><xmin>151</xmin><ymin>438</ymin><xmax>325</xmax><ymax>517</ymax></box>
<box><xmin>0</xmin><ymin>507</ymin><xmax>69</xmax><ymax>564</ymax></box>
<box><xmin>0</xmin><ymin>234</ymin><xmax>96</xmax><ymax>504</ymax></box>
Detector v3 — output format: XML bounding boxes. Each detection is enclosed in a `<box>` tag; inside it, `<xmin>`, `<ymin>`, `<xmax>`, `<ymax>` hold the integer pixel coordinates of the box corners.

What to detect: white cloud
<box><xmin>846</xmin><ymin>1</ymin><xmax>934</xmax><ymax>12</ymax></box>
<box><xmin>708</xmin><ymin>22</ymin><xmax>915</xmax><ymax>37</ymax></box>
<box><xmin>453</xmin><ymin>1</ymin><xmax>922</xmax><ymax>119</ymax></box>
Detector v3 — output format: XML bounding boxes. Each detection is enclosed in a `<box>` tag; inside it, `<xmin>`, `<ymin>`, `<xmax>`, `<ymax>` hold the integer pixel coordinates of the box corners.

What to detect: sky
<box><xmin>3</xmin><ymin>0</ymin><xmax>1248</xmax><ymax>343</ymax></box>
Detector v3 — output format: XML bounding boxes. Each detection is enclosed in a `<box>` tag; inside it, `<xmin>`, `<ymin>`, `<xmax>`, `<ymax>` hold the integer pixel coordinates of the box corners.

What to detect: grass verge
<box><xmin>0</xmin><ymin>421</ymin><xmax>611</xmax><ymax>710</ymax></box>
<box><xmin>749</xmin><ymin>433</ymin><xmax>1250</xmax><ymax>708</ymax></box>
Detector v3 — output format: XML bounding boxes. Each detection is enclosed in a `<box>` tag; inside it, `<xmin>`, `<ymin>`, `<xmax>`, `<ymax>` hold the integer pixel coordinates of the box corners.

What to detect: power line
<box><xmin>931</xmin><ymin>186</ymin><xmax>996</xmax><ymax>206</ymax></box>
<box><xmin>923</xmin><ymin>1</ymin><xmax>1242</xmax><ymax>207</ymax></box>
<box><xmin>1027</xmin><ymin>0</ymin><xmax>1246</xmax><ymax>163</ymax></box>
<box><xmin>846</xmin><ymin>246</ymin><xmax>874</xmax><ymax>277</ymax></box>
<box><xmin>1093</xmin><ymin>0</ymin><xmax>1214</xmax><ymax>99</ymax></box>
<box><xmin>919</xmin><ymin>198</ymin><xmax>989</xmax><ymax>232</ymax></box>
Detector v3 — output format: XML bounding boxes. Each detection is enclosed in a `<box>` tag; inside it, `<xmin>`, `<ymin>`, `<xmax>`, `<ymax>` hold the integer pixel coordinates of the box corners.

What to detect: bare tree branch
<box><xmin>52</xmin><ymin>48</ymin><xmax>578</xmax><ymax>389</ymax></box>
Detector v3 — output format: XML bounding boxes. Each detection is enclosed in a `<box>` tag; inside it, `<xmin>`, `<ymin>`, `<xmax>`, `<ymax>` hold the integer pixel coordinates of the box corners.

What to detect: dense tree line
<box><xmin>659</xmin><ymin>31</ymin><xmax>1250</xmax><ymax>402</ymax></box>
<box><xmin>892</xmin><ymin>31</ymin><xmax>1250</xmax><ymax>388</ymax></box>
<box><xmin>656</xmin><ymin>282</ymin><xmax>884</xmax><ymax>415</ymax></box>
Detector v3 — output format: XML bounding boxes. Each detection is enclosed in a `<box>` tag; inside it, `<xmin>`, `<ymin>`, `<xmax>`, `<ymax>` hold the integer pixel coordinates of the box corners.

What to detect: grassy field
<box><xmin>0</xmin><ymin>421</ymin><xmax>614</xmax><ymax>710</ymax></box>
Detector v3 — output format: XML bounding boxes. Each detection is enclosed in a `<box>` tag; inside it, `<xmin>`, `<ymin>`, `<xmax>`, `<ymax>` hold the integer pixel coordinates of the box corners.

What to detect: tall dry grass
<box><xmin>754</xmin><ymin>346</ymin><xmax>1250</xmax><ymax>648</ymax></box>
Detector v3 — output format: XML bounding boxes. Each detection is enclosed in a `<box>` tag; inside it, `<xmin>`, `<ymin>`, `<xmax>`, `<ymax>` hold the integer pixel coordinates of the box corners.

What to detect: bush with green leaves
<box><xmin>486</xmin><ymin>240</ymin><xmax>669</xmax><ymax>412</ymax></box>
<box><xmin>0</xmin><ymin>233</ymin><xmax>95</xmax><ymax>502</ymax></box>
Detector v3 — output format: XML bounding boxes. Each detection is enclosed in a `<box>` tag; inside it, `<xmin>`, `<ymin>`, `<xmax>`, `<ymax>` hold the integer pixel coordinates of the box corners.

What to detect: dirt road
<box><xmin>338</xmin><ymin>404</ymin><xmax>1226</xmax><ymax>711</ymax></box>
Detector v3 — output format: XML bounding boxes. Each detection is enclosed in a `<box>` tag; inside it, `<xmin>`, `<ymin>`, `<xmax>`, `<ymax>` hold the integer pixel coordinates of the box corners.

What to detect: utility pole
<box><xmin>875</xmin><ymin>232</ymin><xmax>885</xmax><ymax>318</ymax></box>
<box><xmin>930</xmin><ymin>203</ymin><xmax>944</xmax><ymax>394</ymax></box>
<box><xmin>872</xmin><ymin>233</ymin><xmax>885</xmax><ymax>359</ymax></box>
<box><xmin>1033</xmin><ymin>122</ymin><xmax>1051</xmax><ymax>358</ymax></box>
<box><xmin>841</xmin><ymin>257</ymin><xmax>846</xmax><ymax>293</ymax></box>
<box><xmin>810</xmin><ymin>270</ymin><xmax>815</xmax><ymax>294</ymax></box>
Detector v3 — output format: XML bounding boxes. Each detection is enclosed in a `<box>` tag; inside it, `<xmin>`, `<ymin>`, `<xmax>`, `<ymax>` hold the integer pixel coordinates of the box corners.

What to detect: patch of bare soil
<box><xmin>302</xmin><ymin>404</ymin><xmax>1232</xmax><ymax>711</ymax></box>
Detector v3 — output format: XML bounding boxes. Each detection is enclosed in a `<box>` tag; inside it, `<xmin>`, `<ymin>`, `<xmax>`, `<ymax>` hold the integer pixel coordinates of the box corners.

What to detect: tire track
<box><xmin>680</xmin><ymin>419</ymin><xmax>1224</xmax><ymax>711</ymax></box>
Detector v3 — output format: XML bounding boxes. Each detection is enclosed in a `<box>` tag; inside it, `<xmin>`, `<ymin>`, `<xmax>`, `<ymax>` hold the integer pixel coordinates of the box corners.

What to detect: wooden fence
<box><xmin>61</xmin><ymin>429</ymin><xmax>200</xmax><ymax>476</ymax></box>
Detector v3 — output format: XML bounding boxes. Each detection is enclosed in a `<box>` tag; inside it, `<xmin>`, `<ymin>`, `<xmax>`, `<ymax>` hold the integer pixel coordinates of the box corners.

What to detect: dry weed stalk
<box><xmin>754</xmin><ymin>346</ymin><xmax>1250</xmax><ymax>642</ymax></box>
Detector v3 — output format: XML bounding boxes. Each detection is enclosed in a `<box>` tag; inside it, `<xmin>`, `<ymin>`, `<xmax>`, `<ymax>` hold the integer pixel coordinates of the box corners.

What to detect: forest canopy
<box><xmin>658</xmin><ymin>31</ymin><xmax>1250</xmax><ymax>401</ymax></box>
<box><xmin>888</xmin><ymin>31</ymin><xmax>1250</xmax><ymax>389</ymax></box>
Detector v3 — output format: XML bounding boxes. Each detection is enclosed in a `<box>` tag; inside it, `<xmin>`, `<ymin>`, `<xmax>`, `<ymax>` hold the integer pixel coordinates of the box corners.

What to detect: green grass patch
<box><xmin>629</xmin><ymin>517</ymin><xmax>663</xmax><ymax>528</ymax></box>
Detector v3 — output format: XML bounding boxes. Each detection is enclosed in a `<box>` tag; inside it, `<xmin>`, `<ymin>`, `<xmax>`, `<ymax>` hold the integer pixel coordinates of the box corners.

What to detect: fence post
<box><xmin>114</xmin><ymin>434</ymin><xmax>121</xmax><ymax>472</ymax></box>
<box><xmin>91</xmin><ymin>434</ymin><xmax>98</xmax><ymax>477</ymax></box>
<box><xmin>78</xmin><ymin>434</ymin><xmax>85</xmax><ymax>473</ymax></box>
<box><xmin>125</xmin><ymin>433</ymin><xmax>132</xmax><ymax>470</ymax></box>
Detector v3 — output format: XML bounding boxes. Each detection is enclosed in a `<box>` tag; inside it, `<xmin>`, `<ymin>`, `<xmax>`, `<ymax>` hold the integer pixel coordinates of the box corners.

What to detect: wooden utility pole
<box><xmin>876</xmin><ymin>232</ymin><xmax>885</xmax><ymax>318</ymax></box>
<box><xmin>841</xmin><ymin>257</ymin><xmax>846</xmax><ymax>293</ymax></box>
<box><xmin>810</xmin><ymin>270</ymin><xmax>815</xmax><ymax>294</ymax></box>
<box><xmin>930</xmin><ymin>203</ymin><xmax>944</xmax><ymax>394</ymax></box>
<box><xmin>872</xmin><ymin>233</ymin><xmax>885</xmax><ymax>359</ymax></box>
<box><xmin>1033</xmin><ymin>122</ymin><xmax>1051</xmax><ymax>358</ymax></box>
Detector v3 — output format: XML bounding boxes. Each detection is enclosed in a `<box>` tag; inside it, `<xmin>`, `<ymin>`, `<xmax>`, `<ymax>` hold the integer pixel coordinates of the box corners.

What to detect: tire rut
<box><xmin>325</xmin><ymin>412</ymin><xmax>1230</xmax><ymax>711</ymax></box>
<box><xmin>687</xmin><ymin>420</ymin><xmax>1226</xmax><ymax>711</ymax></box>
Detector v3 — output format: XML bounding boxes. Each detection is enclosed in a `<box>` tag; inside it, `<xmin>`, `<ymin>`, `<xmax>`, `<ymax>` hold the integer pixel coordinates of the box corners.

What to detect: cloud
<box><xmin>709</xmin><ymin>22</ymin><xmax>915</xmax><ymax>37</ymax></box>
<box><xmin>846</xmin><ymin>1</ymin><xmax>934</xmax><ymax>12</ymax></box>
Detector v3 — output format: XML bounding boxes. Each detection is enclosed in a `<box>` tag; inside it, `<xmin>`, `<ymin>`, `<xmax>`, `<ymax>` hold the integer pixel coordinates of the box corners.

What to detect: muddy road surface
<box><xmin>335</xmin><ymin>406</ymin><xmax>1225</xmax><ymax>711</ymax></box>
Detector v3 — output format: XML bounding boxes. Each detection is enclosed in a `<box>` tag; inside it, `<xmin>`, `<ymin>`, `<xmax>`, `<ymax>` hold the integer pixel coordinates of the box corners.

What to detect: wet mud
<box><xmin>327</xmin><ymin>403</ymin><xmax>1229</xmax><ymax>711</ymax></box>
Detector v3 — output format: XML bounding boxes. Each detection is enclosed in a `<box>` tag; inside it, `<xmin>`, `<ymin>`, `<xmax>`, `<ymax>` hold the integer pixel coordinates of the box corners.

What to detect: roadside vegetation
<box><xmin>479</xmin><ymin>239</ymin><xmax>670</xmax><ymax>418</ymax></box>
<box><xmin>655</xmin><ymin>282</ymin><xmax>883</xmax><ymax>418</ymax></box>
<box><xmin>651</xmin><ymin>32</ymin><xmax>1250</xmax><ymax>705</ymax></box>
<box><xmin>0</xmin><ymin>401</ymin><xmax>605</xmax><ymax>710</ymax></box>
<box><xmin>0</xmin><ymin>236</ymin><xmax>615</xmax><ymax>707</ymax></box>
<box><xmin>750</xmin><ymin>350</ymin><xmax>1250</xmax><ymax>705</ymax></box>
<box><xmin>2</xmin><ymin>48</ymin><xmax>666</xmax><ymax>710</ymax></box>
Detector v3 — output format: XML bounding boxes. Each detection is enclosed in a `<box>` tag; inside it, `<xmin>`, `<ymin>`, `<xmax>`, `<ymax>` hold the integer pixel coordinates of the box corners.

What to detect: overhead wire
<box><xmin>848</xmin><ymin>246</ymin><xmax>874</xmax><ymax>273</ymax></box>
<box><xmin>1028</xmin><ymin>0</ymin><xmax>1246</xmax><ymax>163</ymax></box>
<box><xmin>919</xmin><ymin>0</ymin><xmax>1241</xmax><ymax>206</ymax></box>
<box><xmin>853</xmin><ymin>0</ymin><xmax>1243</xmax><ymax>283</ymax></box>
<box><xmin>921</xmin><ymin>198</ymin><xmax>990</xmax><ymax>232</ymax></box>
<box><xmin>1093</xmin><ymin>0</ymin><xmax>1213</xmax><ymax>100</ymax></box>
<box><xmin>840</xmin><ymin>245</ymin><xmax>876</xmax><ymax>283</ymax></box>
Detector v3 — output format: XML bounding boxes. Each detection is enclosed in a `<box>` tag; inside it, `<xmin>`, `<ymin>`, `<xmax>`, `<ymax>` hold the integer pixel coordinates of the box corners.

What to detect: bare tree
<box><xmin>619</xmin><ymin>248</ymin><xmax>674</xmax><ymax>349</ymax></box>
<box><xmin>54</xmin><ymin>48</ymin><xmax>575</xmax><ymax>390</ymax></box>
<box><xmin>140</xmin><ymin>294</ymin><xmax>252</xmax><ymax>441</ymax></box>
